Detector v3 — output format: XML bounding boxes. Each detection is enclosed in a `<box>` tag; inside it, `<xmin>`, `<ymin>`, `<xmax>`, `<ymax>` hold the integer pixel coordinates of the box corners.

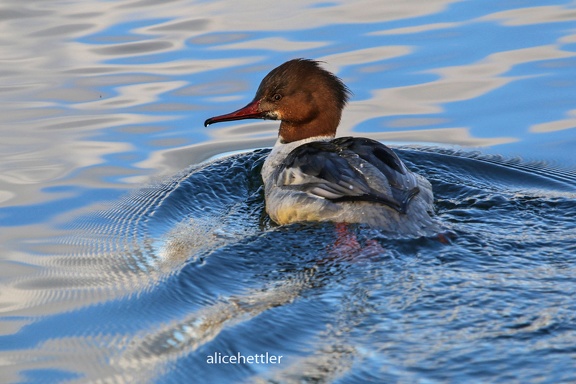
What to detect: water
<box><xmin>1</xmin><ymin>0</ymin><xmax>575</xmax><ymax>383</ymax></box>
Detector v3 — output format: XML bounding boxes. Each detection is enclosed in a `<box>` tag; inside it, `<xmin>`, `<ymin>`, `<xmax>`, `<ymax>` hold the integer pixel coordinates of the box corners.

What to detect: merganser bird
<box><xmin>205</xmin><ymin>59</ymin><xmax>437</xmax><ymax>235</ymax></box>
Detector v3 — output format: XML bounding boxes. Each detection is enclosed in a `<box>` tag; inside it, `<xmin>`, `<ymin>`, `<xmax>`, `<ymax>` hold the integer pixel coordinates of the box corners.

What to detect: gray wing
<box><xmin>275</xmin><ymin>137</ymin><xmax>421</xmax><ymax>214</ymax></box>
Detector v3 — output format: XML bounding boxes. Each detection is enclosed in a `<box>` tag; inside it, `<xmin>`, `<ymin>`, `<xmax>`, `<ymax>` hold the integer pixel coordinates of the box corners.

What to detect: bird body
<box><xmin>205</xmin><ymin>59</ymin><xmax>438</xmax><ymax>235</ymax></box>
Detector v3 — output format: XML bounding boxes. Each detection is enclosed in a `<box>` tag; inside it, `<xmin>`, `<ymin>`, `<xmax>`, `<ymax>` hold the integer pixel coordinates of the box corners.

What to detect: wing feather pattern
<box><xmin>276</xmin><ymin>137</ymin><xmax>421</xmax><ymax>214</ymax></box>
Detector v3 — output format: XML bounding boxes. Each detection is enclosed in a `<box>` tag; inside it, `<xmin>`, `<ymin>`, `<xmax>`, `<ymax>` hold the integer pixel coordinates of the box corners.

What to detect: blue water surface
<box><xmin>0</xmin><ymin>1</ymin><xmax>575</xmax><ymax>383</ymax></box>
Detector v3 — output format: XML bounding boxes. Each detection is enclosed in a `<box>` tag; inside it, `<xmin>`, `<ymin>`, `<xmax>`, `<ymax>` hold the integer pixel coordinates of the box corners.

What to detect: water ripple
<box><xmin>1</xmin><ymin>0</ymin><xmax>576</xmax><ymax>382</ymax></box>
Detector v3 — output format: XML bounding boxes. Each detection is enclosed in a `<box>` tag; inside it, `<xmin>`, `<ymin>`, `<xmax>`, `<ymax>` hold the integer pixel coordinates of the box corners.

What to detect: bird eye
<box><xmin>272</xmin><ymin>93</ymin><xmax>282</xmax><ymax>101</ymax></box>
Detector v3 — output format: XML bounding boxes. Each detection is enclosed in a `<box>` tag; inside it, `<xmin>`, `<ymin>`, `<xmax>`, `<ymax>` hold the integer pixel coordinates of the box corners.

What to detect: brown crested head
<box><xmin>204</xmin><ymin>59</ymin><xmax>351</xmax><ymax>143</ymax></box>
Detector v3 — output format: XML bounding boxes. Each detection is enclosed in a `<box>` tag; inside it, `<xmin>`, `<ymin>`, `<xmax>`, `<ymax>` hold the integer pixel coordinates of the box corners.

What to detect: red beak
<box><xmin>204</xmin><ymin>100</ymin><xmax>265</xmax><ymax>127</ymax></box>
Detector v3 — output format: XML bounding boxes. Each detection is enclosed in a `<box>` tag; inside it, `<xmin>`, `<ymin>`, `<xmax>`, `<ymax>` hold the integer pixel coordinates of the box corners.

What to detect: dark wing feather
<box><xmin>276</xmin><ymin>138</ymin><xmax>420</xmax><ymax>213</ymax></box>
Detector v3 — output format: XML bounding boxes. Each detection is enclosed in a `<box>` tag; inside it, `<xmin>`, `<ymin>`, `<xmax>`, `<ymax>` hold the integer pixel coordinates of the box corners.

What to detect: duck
<box><xmin>205</xmin><ymin>59</ymin><xmax>438</xmax><ymax>236</ymax></box>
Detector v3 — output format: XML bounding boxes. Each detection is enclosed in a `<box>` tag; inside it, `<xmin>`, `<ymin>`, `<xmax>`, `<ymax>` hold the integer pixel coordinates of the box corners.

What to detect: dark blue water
<box><xmin>5</xmin><ymin>147</ymin><xmax>574</xmax><ymax>383</ymax></box>
<box><xmin>1</xmin><ymin>0</ymin><xmax>576</xmax><ymax>383</ymax></box>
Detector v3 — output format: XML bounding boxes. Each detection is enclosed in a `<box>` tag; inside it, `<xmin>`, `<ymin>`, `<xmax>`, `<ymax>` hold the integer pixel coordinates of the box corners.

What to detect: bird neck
<box><xmin>278</xmin><ymin>109</ymin><xmax>341</xmax><ymax>143</ymax></box>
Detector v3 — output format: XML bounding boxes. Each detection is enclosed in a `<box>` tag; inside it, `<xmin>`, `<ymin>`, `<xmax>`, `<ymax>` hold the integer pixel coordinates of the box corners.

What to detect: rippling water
<box><xmin>1</xmin><ymin>1</ymin><xmax>575</xmax><ymax>383</ymax></box>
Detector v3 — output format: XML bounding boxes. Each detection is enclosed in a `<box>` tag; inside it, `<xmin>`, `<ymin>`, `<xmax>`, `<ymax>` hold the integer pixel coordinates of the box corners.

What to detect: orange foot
<box><xmin>320</xmin><ymin>222</ymin><xmax>386</xmax><ymax>263</ymax></box>
<box><xmin>435</xmin><ymin>230</ymin><xmax>457</xmax><ymax>244</ymax></box>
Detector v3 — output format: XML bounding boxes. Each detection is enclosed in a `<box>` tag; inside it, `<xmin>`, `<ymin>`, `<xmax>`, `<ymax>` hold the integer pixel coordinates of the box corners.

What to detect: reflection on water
<box><xmin>2</xmin><ymin>148</ymin><xmax>575</xmax><ymax>383</ymax></box>
<box><xmin>1</xmin><ymin>0</ymin><xmax>575</xmax><ymax>382</ymax></box>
